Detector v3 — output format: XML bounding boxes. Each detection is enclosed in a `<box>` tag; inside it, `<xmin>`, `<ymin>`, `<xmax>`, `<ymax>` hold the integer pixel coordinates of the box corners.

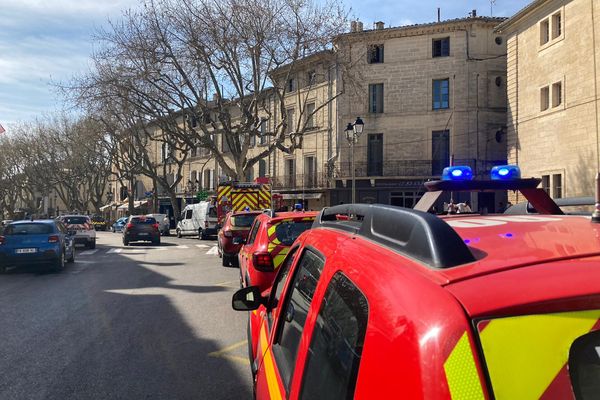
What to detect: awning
<box><xmin>281</xmin><ymin>193</ymin><xmax>322</xmax><ymax>200</ymax></box>
<box><xmin>99</xmin><ymin>202</ymin><xmax>119</xmax><ymax>211</ymax></box>
<box><xmin>117</xmin><ymin>200</ymin><xmax>149</xmax><ymax>210</ymax></box>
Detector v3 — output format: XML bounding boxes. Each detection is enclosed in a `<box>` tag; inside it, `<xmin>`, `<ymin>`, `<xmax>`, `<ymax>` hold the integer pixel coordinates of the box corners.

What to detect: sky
<box><xmin>0</xmin><ymin>0</ymin><xmax>531</xmax><ymax>129</ymax></box>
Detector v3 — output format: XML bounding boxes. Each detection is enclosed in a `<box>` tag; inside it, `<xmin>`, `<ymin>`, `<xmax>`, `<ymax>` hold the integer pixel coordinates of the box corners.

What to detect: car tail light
<box><xmin>224</xmin><ymin>230</ymin><xmax>233</xmax><ymax>238</ymax></box>
<box><xmin>252</xmin><ymin>251</ymin><xmax>274</xmax><ymax>272</ymax></box>
<box><xmin>152</xmin><ymin>223</ymin><xmax>159</xmax><ymax>231</ymax></box>
<box><xmin>48</xmin><ymin>235</ymin><xmax>60</xmax><ymax>243</ymax></box>
<box><xmin>0</xmin><ymin>236</ymin><xmax>4</xmax><ymax>245</ymax></box>
<box><xmin>126</xmin><ymin>223</ymin><xmax>134</xmax><ymax>229</ymax></box>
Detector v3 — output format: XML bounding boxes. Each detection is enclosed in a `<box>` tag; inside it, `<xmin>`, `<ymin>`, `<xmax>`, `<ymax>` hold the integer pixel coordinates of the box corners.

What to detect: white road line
<box><xmin>176</xmin><ymin>245</ymin><xmax>189</xmax><ymax>249</ymax></box>
<box><xmin>206</xmin><ymin>246</ymin><xmax>219</xmax><ymax>255</ymax></box>
<box><xmin>107</xmin><ymin>248</ymin><xmax>123</xmax><ymax>254</ymax></box>
<box><xmin>153</xmin><ymin>247</ymin><xmax>168</xmax><ymax>251</ymax></box>
<box><xmin>195</xmin><ymin>244</ymin><xmax>209</xmax><ymax>248</ymax></box>
<box><xmin>79</xmin><ymin>249</ymin><xmax>98</xmax><ymax>256</ymax></box>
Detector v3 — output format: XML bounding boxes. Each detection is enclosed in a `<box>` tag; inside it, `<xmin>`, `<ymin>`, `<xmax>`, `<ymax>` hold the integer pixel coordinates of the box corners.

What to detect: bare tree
<box><xmin>66</xmin><ymin>0</ymin><xmax>349</xmax><ymax>181</ymax></box>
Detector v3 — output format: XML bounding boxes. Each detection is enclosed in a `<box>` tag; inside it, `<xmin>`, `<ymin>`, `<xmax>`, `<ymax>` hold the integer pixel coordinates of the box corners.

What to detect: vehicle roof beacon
<box><xmin>592</xmin><ymin>172</ymin><xmax>600</xmax><ymax>223</ymax></box>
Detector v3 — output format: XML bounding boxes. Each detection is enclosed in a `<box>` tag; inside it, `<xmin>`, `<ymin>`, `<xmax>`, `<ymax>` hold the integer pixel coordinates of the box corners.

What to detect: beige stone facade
<box><xmin>497</xmin><ymin>0</ymin><xmax>600</xmax><ymax>201</ymax></box>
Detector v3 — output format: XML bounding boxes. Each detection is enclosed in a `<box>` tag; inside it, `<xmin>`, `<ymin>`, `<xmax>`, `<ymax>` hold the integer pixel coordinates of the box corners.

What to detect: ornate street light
<box><xmin>345</xmin><ymin>117</ymin><xmax>365</xmax><ymax>204</ymax></box>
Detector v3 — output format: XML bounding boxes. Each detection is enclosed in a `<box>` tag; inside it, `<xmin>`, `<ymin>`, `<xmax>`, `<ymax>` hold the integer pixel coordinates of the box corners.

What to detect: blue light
<box><xmin>491</xmin><ymin>165</ymin><xmax>521</xmax><ymax>180</ymax></box>
<box><xmin>442</xmin><ymin>166</ymin><xmax>473</xmax><ymax>181</ymax></box>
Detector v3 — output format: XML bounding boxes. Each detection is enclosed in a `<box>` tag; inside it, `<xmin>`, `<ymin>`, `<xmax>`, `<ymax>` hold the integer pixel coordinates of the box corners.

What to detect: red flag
<box><xmin>0</xmin><ymin>124</ymin><xmax>5</xmax><ymax>134</ymax></box>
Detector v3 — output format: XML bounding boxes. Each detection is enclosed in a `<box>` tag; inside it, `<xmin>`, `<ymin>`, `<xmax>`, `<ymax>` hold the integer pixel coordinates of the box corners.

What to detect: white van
<box><xmin>176</xmin><ymin>202</ymin><xmax>219</xmax><ymax>239</ymax></box>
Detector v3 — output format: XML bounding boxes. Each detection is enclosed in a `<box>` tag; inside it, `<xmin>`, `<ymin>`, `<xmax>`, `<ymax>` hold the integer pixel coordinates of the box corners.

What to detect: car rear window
<box><xmin>271</xmin><ymin>219</ymin><xmax>315</xmax><ymax>246</ymax></box>
<box><xmin>62</xmin><ymin>216</ymin><xmax>89</xmax><ymax>225</ymax></box>
<box><xmin>4</xmin><ymin>223</ymin><xmax>53</xmax><ymax>235</ymax></box>
<box><xmin>208</xmin><ymin>207</ymin><xmax>217</xmax><ymax>218</ymax></box>
<box><xmin>230</xmin><ymin>214</ymin><xmax>259</xmax><ymax>227</ymax></box>
<box><xmin>130</xmin><ymin>217</ymin><xmax>157</xmax><ymax>224</ymax></box>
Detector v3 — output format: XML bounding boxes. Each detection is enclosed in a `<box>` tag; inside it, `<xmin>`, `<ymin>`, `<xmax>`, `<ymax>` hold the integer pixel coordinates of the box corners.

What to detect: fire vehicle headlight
<box><xmin>491</xmin><ymin>165</ymin><xmax>521</xmax><ymax>180</ymax></box>
<box><xmin>442</xmin><ymin>166</ymin><xmax>473</xmax><ymax>181</ymax></box>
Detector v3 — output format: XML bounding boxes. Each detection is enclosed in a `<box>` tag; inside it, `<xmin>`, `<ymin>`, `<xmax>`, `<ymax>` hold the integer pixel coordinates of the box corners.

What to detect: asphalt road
<box><xmin>0</xmin><ymin>231</ymin><xmax>253</xmax><ymax>400</ymax></box>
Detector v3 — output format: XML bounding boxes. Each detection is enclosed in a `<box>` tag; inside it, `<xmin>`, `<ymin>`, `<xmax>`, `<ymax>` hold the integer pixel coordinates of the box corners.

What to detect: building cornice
<box><xmin>494</xmin><ymin>0</ymin><xmax>548</xmax><ymax>33</ymax></box>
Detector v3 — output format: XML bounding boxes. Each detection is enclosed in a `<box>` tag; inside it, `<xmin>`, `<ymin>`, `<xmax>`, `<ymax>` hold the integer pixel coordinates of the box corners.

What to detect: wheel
<box><xmin>0</xmin><ymin>264</ymin><xmax>7</xmax><ymax>274</ymax></box>
<box><xmin>88</xmin><ymin>240</ymin><xmax>96</xmax><ymax>249</ymax></box>
<box><xmin>153</xmin><ymin>239</ymin><xmax>161</xmax><ymax>245</ymax></box>
<box><xmin>199</xmin><ymin>229</ymin><xmax>207</xmax><ymax>240</ymax></box>
<box><xmin>222</xmin><ymin>254</ymin><xmax>231</xmax><ymax>267</ymax></box>
<box><xmin>53</xmin><ymin>251</ymin><xmax>65</xmax><ymax>272</ymax></box>
<box><xmin>123</xmin><ymin>240</ymin><xmax>129</xmax><ymax>246</ymax></box>
<box><xmin>176</xmin><ymin>229</ymin><xmax>182</xmax><ymax>238</ymax></box>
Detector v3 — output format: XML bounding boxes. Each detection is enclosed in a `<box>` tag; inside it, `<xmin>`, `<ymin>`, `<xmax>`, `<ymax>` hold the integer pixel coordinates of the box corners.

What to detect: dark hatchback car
<box><xmin>0</xmin><ymin>220</ymin><xmax>75</xmax><ymax>272</ymax></box>
<box><xmin>217</xmin><ymin>211</ymin><xmax>261</xmax><ymax>267</ymax></box>
<box><xmin>123</xmin><ymin>215</ymin><xmax>160</xmax><ymax>245</ymax></box>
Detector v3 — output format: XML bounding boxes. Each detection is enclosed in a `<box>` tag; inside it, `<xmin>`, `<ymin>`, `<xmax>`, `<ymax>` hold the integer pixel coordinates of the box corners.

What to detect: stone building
<box><xmin>496</xmin><ymin>0</ymin><xmax>600</xmax><ymax>200</ymax></box>
<box><xmin>333</xmin><ymin>15</ymin><xmax>508</xmax><ymax>211</ymax></box>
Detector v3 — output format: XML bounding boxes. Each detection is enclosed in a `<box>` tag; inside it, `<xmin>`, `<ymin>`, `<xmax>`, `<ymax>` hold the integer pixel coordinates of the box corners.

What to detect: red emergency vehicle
<box><xmin>232</xmin><ymin>166</ymin><xmax>600</xmax><ymax>399</ymax></box>
<box><xmin>216</xmin><ymin>181</ymin><xmax>271</xmax><ymax>225</ymax></box>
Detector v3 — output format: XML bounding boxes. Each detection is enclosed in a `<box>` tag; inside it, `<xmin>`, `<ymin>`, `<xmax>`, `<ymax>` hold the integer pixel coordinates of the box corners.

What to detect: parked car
<box><xmin>146</xmin><ymin>213</ymin><xmax>170</xmax><ymax>235</ymax></box>
<box><xmin>122</xmin><ymin>215</ymin><xmax>160</xmax><ymax>245</ymax></box>
<box><xmin>236</xmin><ymin>210</ymin><xmax>317</xmax><ymax>291</ymax></box>
<box><xmin>90</xmin><ymin>215</ymin><xmax>108</xmax><ymax>231</ymax></box>
<box><xmin>111</xmin><ymin>217</ymin><xmax>128</xmax><ymax>233</ymax></box>
<box><xmin>176</xmin><ymin>202</ymin><xmax>218</xmax><ymax>239</ymax></box>
<box><xmin>233</xmin><ymin>167</ymin><xmax>600</xmax><ymax>399</ymax></box>
<box><xmin>0</xmin><ymin>219</ymin><xmax>75</xmax><ymax>272</ymax></box>
<box><xmin>57</xmin><ymin>215</ymin><xmax>96</xmax><ymax>249</ymax></box>
<box><xmin>217</xmin><ymin>211</ymin><xmax>262</xmax><ymax>267</ymax></box>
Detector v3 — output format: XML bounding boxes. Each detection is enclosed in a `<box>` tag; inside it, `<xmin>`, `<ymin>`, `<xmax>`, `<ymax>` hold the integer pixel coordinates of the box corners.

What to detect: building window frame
<box><xmin>539</xmin><ymin>8</ymin><xmax>564</xmax><ymax>50</ymax></box>
<box><xmin>432</xmin><ymin>37</ymin><xmax>450</xmax><ymax>57</ymax></box>
<box><xmin>367</xmin><ymin>44</ymin><xmax>384</xmax><ymax>64</ymax></box>
<box><xmin>368</xmin><ymin>83</ymin><xmax>384</xmax><ymax>114</ymax></box>
<box><xmin>432</xmin><ymin>78</ymin><xmax>450</xmax><ymax>110</ymax></box>
<box><xmin>540</xmin><ymin>85</ymin><xmax>550</xmax><ymax>111</ymax></box>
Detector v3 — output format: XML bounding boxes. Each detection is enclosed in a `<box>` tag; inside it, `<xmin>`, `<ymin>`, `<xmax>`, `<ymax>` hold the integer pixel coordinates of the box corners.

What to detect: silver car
<box><xmin>58</xmin><ymin>215</ymin><xmax>97</xmax><ymax>249</ymax></box>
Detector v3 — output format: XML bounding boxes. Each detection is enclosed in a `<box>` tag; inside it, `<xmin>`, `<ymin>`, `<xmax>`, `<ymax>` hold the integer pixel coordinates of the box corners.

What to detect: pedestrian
<box><xmin>447</xmin><ymin>201</ymin><xmax>457</xmax><ymax>214</ymax></box>
<box><xmin>457</xmin><ymin>201</ymin><xmax>472</xmax><ymax>213</ymax></box>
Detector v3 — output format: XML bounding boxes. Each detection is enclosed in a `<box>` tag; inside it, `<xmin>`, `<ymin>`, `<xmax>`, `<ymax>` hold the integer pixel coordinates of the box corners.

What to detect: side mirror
<box><xmin>232</xmin><ymin>237</ymin><xmax>246</xmax><ymax>245</ymax></box>
<box><xmin>232</xmin><ymin>286</ymin><xmax>266</xmax><ymax>311</ymax></box>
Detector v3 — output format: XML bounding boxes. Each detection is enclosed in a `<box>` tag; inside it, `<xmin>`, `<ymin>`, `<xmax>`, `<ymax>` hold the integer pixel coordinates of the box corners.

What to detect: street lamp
<box><xmin>345</xmin><ymin>117</ymin><xmax>365</xmax><ymax>204</ymax></box>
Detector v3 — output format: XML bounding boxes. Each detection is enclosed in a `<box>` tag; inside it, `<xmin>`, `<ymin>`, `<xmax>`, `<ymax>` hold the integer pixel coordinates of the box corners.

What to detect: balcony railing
<box><xmin>271</xmin><ymin>173</ymin><xmax>327</xmax><ymax>190</ymax></box>
<box><xmin>334</xmin><ymin>159</ymin><xmax>507</xmax><ymax>179</ymax></box>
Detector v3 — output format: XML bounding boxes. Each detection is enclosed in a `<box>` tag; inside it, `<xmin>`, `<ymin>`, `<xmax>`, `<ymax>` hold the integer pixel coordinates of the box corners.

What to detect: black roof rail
<box><xmin>314</xmin><ymin>204</ymin><xmax>476</xmax><ymax>269</ymax></box>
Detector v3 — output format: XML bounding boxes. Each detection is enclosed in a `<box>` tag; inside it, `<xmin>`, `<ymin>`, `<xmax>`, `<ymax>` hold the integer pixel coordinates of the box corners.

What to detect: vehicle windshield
<box><xmin>4</xmin><ymin>223</ymin><xmax>53</xmax><ymax>235</ymax></box>
<box><xmin>208</xmin><ymin>207</ymin><xmax>217</xmax><ymax>218</ymax></box>
<box><xmin>271</xmin><ymin>219</ymin><xmax>314</xmax><ymax>246</ymax></box>
<box><xmin>63</xmin><ymin>217</ymin><xmax>89</xmax><ymax>225</ymax></box>
<box><xmin>230</xmin><ymin>214</ymin><xmax>259</xmax><ymax>228</ymax></box>
<box><xmin>130</xmin><ymin>217</ymin><xmax>157</xmax><ymax>224</ymax></box>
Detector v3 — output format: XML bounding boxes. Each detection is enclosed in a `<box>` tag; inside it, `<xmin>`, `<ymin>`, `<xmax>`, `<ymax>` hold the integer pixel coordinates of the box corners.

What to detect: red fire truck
<box><xmin>216</xmin><ymin>181</ymin><xmax>272</xmax><ymax>225</ymax></box>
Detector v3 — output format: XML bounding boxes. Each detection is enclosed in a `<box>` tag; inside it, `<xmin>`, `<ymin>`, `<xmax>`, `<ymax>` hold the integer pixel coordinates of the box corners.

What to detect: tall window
<box><xmin>542</xmin><ymin>175</ymin><xmax>550</xmax><ymax>194</ymax></box>
<box><xmin>432</xmin><ymin>37</ymin><xmax>450</xmax><ymax>57</ymax></box>
<box><xmin>368</xmin><ymin>83</ymin><xmax>384</xmax><ymax>113</ymax></box>
<box><xmin>299</xmin><ymin>273</ymin><xmax>369</xmax><ymax>400</ymax></box>
<box><xmin>552</xmin><ymin>82</ymin><xmax>562</xmax><ymax>107</ymax></box>
<box><xmin>367</xmin><ymin>134</ymin><xmax>383</xmax><ymax>176</ymax></box>
<box><xmin>260</xmin><ymin>119</ymin><xmax>268</xmax><ymax>145</ymax></box>
<box><xmin>259</xmin><ymin>159</ymin><xmax>267</xmax><ymax>178</ymax></box>
<box><xmin>540</xmin><ymin>86</ymin><xmax>550</xmax><ymax>111</ymax></box>
<box><xmin>432</xmin><ymin>130</ymin><xmax>449</xmax><ymax>175</ymax></box>
<box><xmin>286</xmin><ymin>109</ymin><xmax>295</xmax><ymax>134</ymax></box>
<box><xmin>287</xmin><ymin>78</ymin><xmax>296</xmax><ymax>92</ymax></box>
<box><xmin>305</xmin><ymin>103</ymin><xmax>315</xmax><ymax>129</ymax></box>
<box><xmin>304</xmin><ymin>156</ymin><xmax>316</xmax><ymax>188</ymax></box>
<box><xmin>368</xmin><ymin>44</ymin><xmax>384</xmax><ymax>63</ymax></box>
<box><xmin>286</xmin><ymin>158</ymin><xmax>296</xmax><ymax>187</ymax></box>
<box><xmin>433</xmin><ymin>79</ymin><xmax>449</xmax><ymax>110</ymax></box>
<box><xmin>307</xmin><ymin>70</ymin><xmax>316</xmax><ymax>86</ymax></box>
<box><xmin>552</xmin><ymin>12</ymin><xmax>562</xmax><ymax>39</ymax></box>
<box><xmin>553</xmin><ymin>174</ymin><xmax>562</xmax><ymax>198</ymax></box>
<box><xmin>540</xmin><ymin>19</ymin><xmax>550</xmax><ymax>45</ymax></box>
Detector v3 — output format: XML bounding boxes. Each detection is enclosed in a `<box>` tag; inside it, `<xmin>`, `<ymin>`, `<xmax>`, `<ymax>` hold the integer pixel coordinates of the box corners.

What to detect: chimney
<box><xmin>350</xmin><ymin>20</ymin><xmax>357</xmax><ymax>32</ymax></box>
<box><xmin>357</xmin><ymin>21</ymin><xmax>364</xmax><ymax>31</ymax></box>
<box><xmin>471</xmin><ymin>9</ymin><xmax>477</xmax><ymax>17</ymax></box>
<box><xmin>437</xmin><ymin>8</ymin><xmax>441</xmax><ymax>22</ymax></box>
<box><xmin>375</xmin><ymin>21</ymin><xmax>384</xmax><ymax>30</ymax></box>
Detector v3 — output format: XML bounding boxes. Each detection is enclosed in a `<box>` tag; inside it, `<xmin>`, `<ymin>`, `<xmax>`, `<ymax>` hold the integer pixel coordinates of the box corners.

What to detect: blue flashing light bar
<box><xmin>491</xmin><ymin>165</ymin><xmax>521</xmax><ymax>180</ymax></box>
<box><xmin>442</xmin><ymin>166</ymin><xmax>473</xmax><ymax>181</ymax></box>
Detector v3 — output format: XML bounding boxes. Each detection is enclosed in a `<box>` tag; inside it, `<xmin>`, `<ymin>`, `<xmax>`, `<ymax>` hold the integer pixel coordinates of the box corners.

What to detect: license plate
<box><xmin>16</xmin><ymin>248</ymin><xmax>37</xmax><ymax>254</ymax></box>
<box><xmin>138</xmin><ymin>233</ymin><xmax>149</xmax><ymax>236</ymax></box>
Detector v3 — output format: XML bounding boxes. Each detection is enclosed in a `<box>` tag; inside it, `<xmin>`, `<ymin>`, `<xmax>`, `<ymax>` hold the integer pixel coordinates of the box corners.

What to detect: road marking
<box><xmin>208</xmin><ymin>340</ymin><xmax>249</xmax><ymax>366</ymax></box>
<box><xmin>107</xmin><ymin>248</ymin><xmax>123</xmax><ymax>254</ymax></box>
<box><xmin>152</xmin><ymin>247</ymin><xmax>167</xmax><ymax>251</ymax></box>
<box><xmin>195</xmin><ymin>244</ymin><xmax>209</xmax><ymax>248</ymax></box>
<box><xmin>176</xmin><ymin>245</ymin><xmax>189</xmax><ymax>249</ymax></box>
<box><xmin>207</xmin><ymin>246</ymin><xmax>219</xmax><ymax>255</ymax></box>
<box><xmin>79</xmin><ymin>249</ymin><xmax>98</xmax><ymax>256</ymax></box>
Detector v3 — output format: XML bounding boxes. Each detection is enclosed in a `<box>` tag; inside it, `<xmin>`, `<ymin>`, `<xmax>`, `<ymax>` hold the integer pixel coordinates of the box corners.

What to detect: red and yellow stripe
<box><xmin>259</xmin><ymin>324</ymin><xmax>283</xmax><ymax>400</ymax></box>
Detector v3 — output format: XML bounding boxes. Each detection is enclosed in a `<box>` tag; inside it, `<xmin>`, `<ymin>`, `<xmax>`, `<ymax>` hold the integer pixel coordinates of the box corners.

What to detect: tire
<box><xmin>123</xmin><ymin>240</ymin><xmax>129</xmax><ymax>246</ymax></box>
<box><xmin>199</xmin><ymin>229</ymin><xmax>207</xmax><ymax>240</ymax></box>
<box><xmin>153</xmin><ymin>239</ymin><xmax>161</xmax><ymax>246</ymax></box>
<box><xmin>222</xmin><ymin>254</ymin><xmax>231</xmax><ymax>267</ymax></box>
<box><xmin>176</xmin><ymin>229</ymin><xmax>182</xmax><ymax>238</ymax></box>
<box><xmin>88</xmin><ymin>240</ymin><xmax>96</xmax><ymax>249</ymax></box>
<box><xmin>53</xmin><ymin>251</ymin><xmax>65</xmax><ymax>272</ymax></box>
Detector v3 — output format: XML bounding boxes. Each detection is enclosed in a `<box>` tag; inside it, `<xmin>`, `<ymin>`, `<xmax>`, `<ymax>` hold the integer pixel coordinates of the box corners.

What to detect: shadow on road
<box><xmin>0</xmin><ymin>244</ymin><xmax>252</xmax><ymax>399</ymax></box>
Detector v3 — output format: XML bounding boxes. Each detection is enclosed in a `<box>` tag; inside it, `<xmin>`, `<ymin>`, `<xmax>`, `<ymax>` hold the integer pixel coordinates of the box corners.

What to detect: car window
<box><xmin>130</xmin><ymin>217</ymin><xmax>156</xmax><ymax>224</ymax></box>
<box><xmin>272</xmin><ymin>219</ymin><xmax>314</xmax><ymax>246</ymax></box>
<box><xmin>208</xmin><ymin>206</ymin><xmax>217</xmax><ymax>218</ymax></box>
<box><xmin>569</xmin><ymin>330</ymin><xmax>600</xmax><ymax>399</ymax></box>
<box><xmin>268</xmin><ymin>246</ymin><xmax>300</xmax><ymax>326</ymax></box>
<box><xmin>272</xmin><ymin>249</ymin><xmax>324</xmax><ymax>392</ymax></box>
<box><xmin>62</xmin><ymin>216</ymin><xmax>89</xmax><ymax>225</ymax></box>
<box><xmin>231</xmin><ymin>214</ymin><xmax>259</xmax><ymax>228</ymax></box>
<box><xmin>246</xmin><ymin>221</ymin><xmax>261</xmax><ymax>245</ymax></box>
<box><xmin>185</xmin><ymin>209</ymin><xmax>193</xmax><ymax>219</ymax></box>
<box><xmin>4</xmin><ymin>223</ymin><xmax>53</xmax><ymax>235</ymax></box>
<box><xmin>299</xmin><ymin>272</ymin><xmax>369</xmax><ymax>400</ymax></box>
